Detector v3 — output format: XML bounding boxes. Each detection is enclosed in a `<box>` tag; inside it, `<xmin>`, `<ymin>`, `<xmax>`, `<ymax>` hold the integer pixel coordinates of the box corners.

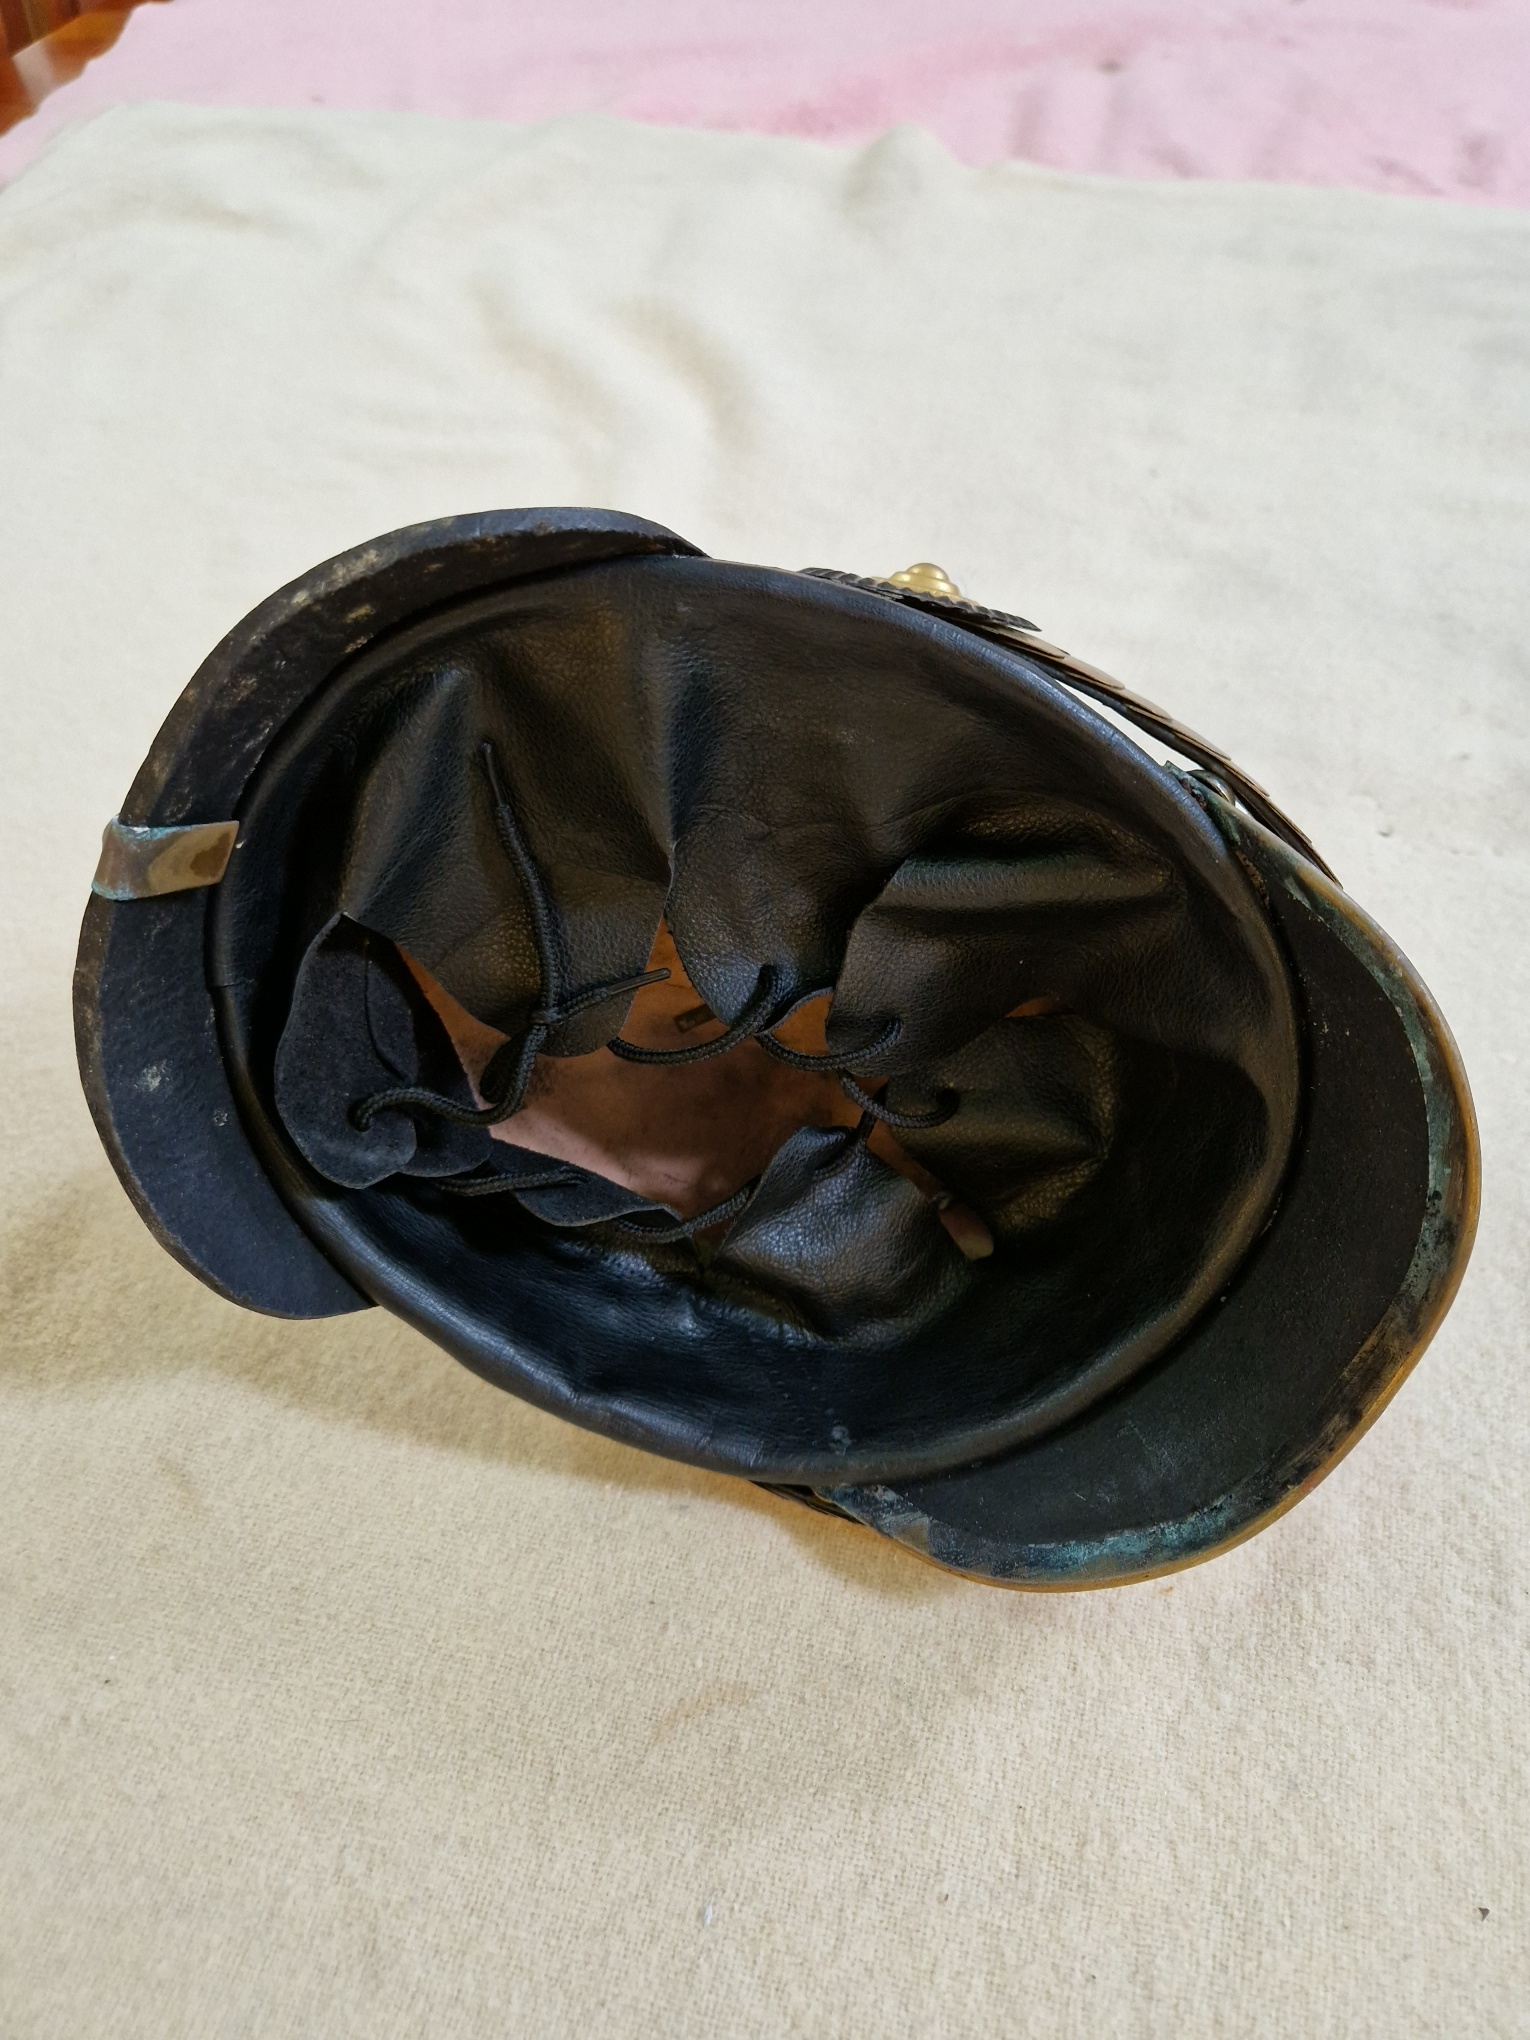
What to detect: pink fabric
<box><xmin>5</xmin><ymin>0</ymin><xmax>1530</xmax><ymax>204</ymax></box>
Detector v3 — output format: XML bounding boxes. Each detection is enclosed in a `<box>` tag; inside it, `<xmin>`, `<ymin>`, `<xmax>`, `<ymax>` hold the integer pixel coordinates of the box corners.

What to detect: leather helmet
<box><xmin>76</xmin><ymin>510</ymin><xmax>1479</xmax><ymax>1586</ymax></box>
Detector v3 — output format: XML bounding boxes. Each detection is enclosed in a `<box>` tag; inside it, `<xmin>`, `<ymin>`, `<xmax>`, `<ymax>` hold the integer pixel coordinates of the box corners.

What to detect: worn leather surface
<box><xmin>825</xmin><ymin>816</ymin><xmax>1441</xmax><ymax>1577</ymax></box>
<box><xmin>211</xmin><ymin>547</ymin><xmax>1300</xmax><ymax>1480</ymax></box>
<box><xmin>77</xmin><ymin>509</ymin><xmax>698</xmax><ymax>1315</ymax></box>
<box><xmin>711</xmin><ymin>1122</ymin><xmax>969</xmax><ymax>1341</ymax></box>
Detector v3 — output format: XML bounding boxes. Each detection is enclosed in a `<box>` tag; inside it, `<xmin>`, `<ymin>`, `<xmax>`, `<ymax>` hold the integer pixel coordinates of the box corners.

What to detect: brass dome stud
<box><xmin>885</xmin><ymin>562</ymin><xmax>964</xmax><ymax>600</ymax></box>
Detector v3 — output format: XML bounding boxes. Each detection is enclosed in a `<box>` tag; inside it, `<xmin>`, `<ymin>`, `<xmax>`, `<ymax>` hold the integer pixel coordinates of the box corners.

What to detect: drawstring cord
<box><xmin>436</xmin><ymin>1170</ymin><xmax>752</xmax><ymax>1236</ymax></box>
<box><xmin>352</xmin><ymin>737</ymin><xmax>958</xmax><ymax>1161</ymax></box>
<box><xmin>750</xmin><ymin>991</ymin><xmax>957</xmax><ymax>1129</ymax></box>
<box><xmin>607</xmin><ymin>966</ymin><xmax>783</xmax><ymax>1067</ymax></box>
<box><xmin>612</xmin><ymin>979</ymin><xmax>958</xmax><ymax>1130</ymax></box>
<box><xmin>441</xmin><ymin>1109</ymin><xmax>881</xmax><ymax>1241</ymax></box>
<box><xmin>440</xmin><ymin>1165</ymin><xmax>586</xmax><ymax>1199</ymax></box>
<box><xmin>833</xmin><ymin>1069</ymin><xmax>955</xmax><ymax>1131</ymax></box>
<box><xmin>610</xmin><ymin>1184</ymin><xmax>755</xmax><ymax>1242</ymax></box>
<box><xmin>351</xmin><ymin>740</ymin><xmax>668</xmax><ymax>1133</ymax></box>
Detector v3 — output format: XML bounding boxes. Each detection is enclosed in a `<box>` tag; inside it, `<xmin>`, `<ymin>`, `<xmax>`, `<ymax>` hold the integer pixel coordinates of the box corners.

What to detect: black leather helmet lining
<box><xmin>203</xmin><ymin>551</ymin><xmax>1297</xmax><ymax>1483</ymax></box>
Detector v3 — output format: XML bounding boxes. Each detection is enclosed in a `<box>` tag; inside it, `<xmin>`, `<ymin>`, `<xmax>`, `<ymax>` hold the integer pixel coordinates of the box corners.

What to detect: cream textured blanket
<box><xmin>1</xmin><ymin>103</ymin><xmax>1525</xmax><ymax>2038</ymax></box>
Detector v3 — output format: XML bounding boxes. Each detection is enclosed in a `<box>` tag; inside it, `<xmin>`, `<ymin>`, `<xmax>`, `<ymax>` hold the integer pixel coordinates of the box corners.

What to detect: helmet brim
<box><xmin>818</xmin><ymin>797</ymin><xmax>1480</xmax><ymax>1587</ymax></box>
<box><xmin>73</xmin><ymin>508</ymin><xmax>701</xmax><ymax>1315</ymax></box>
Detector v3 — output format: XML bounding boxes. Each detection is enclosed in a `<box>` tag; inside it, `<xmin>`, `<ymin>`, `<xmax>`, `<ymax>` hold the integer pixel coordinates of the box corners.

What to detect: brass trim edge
<box><xmin>92</xmin><ymin>816</ymin><xmax>239</xmax><ymax>901</ymax></box>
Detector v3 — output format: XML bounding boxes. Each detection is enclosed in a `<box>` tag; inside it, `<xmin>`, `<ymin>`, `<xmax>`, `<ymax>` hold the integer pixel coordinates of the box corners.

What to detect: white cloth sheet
<box><xmin>1</xmin><ymin>103</ymin><xmax>1525</xmax><ymax>2037</ymax></box>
